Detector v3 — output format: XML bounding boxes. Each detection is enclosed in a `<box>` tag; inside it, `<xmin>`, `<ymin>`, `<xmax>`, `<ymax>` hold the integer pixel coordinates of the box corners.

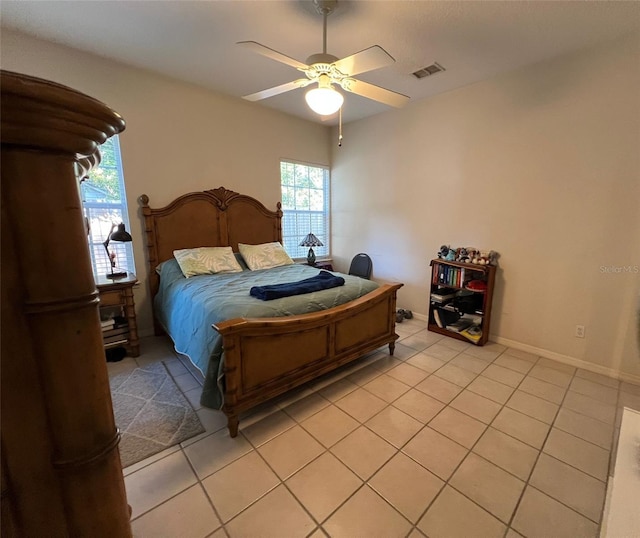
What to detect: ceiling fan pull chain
<box><xmin>338</xmin><ymin>105</ymin><xmax>343</xmax><ymax>147</ymax></box>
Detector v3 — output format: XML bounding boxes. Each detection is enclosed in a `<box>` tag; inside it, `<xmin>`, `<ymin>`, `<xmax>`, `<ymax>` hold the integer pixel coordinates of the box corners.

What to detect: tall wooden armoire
<box><xmin>1</xmin><ymin>70</ymin><xmax>132</xmax><ymax>537</ymax></box>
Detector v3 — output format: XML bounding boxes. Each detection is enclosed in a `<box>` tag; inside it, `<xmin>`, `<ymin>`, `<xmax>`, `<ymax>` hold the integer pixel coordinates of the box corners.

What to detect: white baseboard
<box><xmin>403</xmin><ymin>309</ymin><xmax>640</xmax><ymax>385</ymax></box>
<box><xmin>411</xmin><ymin>311</ymin><xmax>428</xmax><ymax>322</ymax></box>
<box><xmin>492</xmin><ymin>335</ymin><xmax>640</xmax><ymax>386</ymax></box>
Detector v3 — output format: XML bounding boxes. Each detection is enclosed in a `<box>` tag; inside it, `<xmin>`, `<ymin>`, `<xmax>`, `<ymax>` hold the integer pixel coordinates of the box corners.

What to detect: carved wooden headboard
<box><xmin>139</xmin><ymin>186</ymin><xmax>282</xmax><ymax>297</ymax></box>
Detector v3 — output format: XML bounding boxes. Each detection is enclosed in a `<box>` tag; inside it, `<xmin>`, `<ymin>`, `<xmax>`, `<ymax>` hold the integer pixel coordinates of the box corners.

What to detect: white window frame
<box><xmin>80</xmin><ymin>135</ymin><xmax>135</xmax><ymax>278</ymax></box>
<box><xmin>280</xmin><ymin>160</ymin><xmax>330</xmax><ymax>261</ymax></box>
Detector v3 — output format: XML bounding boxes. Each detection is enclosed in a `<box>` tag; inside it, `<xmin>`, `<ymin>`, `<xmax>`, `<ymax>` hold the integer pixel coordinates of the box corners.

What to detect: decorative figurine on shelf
<box><xmin>471</xmin><ymin>249</ymin><xmax>499</xmax><ymax>265</ymax></box>
<box><xmin>456</xmin><ymin>247</ymin><xmax>470</xmax><ymax>263</ymax></box>
<box><xmin>438</xmin><ymin>245</ymin><xmax>450</xmax><ymax>259</ymax></box>
<box><xmin>438</xmin><ymin>245</ymin><xmax>499</xmax><ymax>265</ymax></box>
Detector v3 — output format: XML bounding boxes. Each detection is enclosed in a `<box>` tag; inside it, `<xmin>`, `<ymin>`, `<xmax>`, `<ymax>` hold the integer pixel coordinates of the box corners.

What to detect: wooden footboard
<box><xmin>214</xmin><ymin>282</ymin><xmax>403</xmax><ymax>437</ymax></box>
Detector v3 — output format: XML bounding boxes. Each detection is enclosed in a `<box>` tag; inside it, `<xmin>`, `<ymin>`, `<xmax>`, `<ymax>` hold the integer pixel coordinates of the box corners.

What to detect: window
<box><xmin>80</xmin><ymin>135</ymin><xmax>135</xmax><ymax>277</ymax></box>
<box><xmin>280</xmin><ymin>161</ymin><xmax>330</xmax><ymax>260</ymax></box>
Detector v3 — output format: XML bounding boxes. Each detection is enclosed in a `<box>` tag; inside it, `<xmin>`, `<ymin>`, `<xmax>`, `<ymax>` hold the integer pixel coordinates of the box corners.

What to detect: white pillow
<box><xmin>173</xmin><ymin>246</ymin><xmax>243</xmax><ymax>278</ymax></box>
<box><xmin>238</xmin><ymin>242</ymin><xmax>294</xmax><ymax>271</ymax></box>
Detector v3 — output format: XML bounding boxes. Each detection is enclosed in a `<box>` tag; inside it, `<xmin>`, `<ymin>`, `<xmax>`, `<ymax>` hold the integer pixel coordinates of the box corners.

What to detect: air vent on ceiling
<box><xmin>412</xmin><ymin>62</ymin><xmax>445</xmax><ymax>79</ymax></box>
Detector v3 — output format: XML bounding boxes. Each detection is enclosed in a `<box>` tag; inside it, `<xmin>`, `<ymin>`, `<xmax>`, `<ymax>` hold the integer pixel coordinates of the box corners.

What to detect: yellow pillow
<box><xmin>173</xmin><ymin>246</ymin><xmax>243</xmax><ymax>278</ymax></box>
<box><xmin>238</xmin><ymin>242</ymin><xmax>294</xmax><ymax>271</ymax></box>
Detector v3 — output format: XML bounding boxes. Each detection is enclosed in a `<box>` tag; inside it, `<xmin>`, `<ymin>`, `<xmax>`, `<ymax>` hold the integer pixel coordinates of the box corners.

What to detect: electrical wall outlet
<box><xmin>575</xmin><ymin>325</ymin><xmax>585</xmax><ymax>338</ymax></box>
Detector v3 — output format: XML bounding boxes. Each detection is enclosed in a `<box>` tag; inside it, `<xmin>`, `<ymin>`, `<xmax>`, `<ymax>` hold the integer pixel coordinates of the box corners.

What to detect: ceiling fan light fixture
<box><xmin>305</xmin><ymin>74</ymin><xmax>343</xmax><ymax>115</ymax></box>
<box><xmin>305</xmin><ymin>86</ymin><xmax>343</xmax><ymax>115</ymax></box>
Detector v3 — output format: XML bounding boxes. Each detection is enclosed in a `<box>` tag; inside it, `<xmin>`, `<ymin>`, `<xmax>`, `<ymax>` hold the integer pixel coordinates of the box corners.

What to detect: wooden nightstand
<box><xmin>95</xmin><ymin>273</ymin><xmax>140</xmax><ymax>357</ymax></box>
<box><xmin>309</xmin><ymin>260</ymin><xmax>334</xmax><ymax>271</ymax></box>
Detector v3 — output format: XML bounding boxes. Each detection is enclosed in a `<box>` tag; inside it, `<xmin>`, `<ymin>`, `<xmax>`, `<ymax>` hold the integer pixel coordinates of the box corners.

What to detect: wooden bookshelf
<box><xmin>428</xmin><ymin>259</ymin><xmax>496</xmax><ymax>346</ymax></box>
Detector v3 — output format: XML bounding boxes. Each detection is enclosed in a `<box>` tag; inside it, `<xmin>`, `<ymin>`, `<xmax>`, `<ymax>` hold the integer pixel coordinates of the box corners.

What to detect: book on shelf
<box><xmin>103</xmin><ymin>335</ymin><xmax>128</xmax><ymax>345</ymax></box>
<box><xmin>430</xmin><ymin>287</ymin><xmax>458</xmax><ymax>303</ymax></box>
<box><xmin>433</xmin><ymin>263</ymin><xmax>467</xmax><ymax>288</ymax></box>
<box><xmin>460</xmin><ymin>325</ymin><xmax>482</xmax><ymax>343</ymax></box>
<box><xmin>100</xmin><ymin>319</ymin><xmax>115</xmax><ymax>331</ymax></box>
<box><xmin>446</xmin><ymin>318</ymin><xmax>474</xmax><ymax>333</ymax></box>
<box><xmin>437</xmin><ymin>306</ymin><xmax>482</xmax><ymax>324</ymax></box>
<box><xmin>102</xmin><ymin>326</ymin><xmax>129</xmax><ymax>338</ymax></box>
<box><xmin>461</xmin><ymin>312</ymin><xmax>483</xmax><ymax>325</ymax></box>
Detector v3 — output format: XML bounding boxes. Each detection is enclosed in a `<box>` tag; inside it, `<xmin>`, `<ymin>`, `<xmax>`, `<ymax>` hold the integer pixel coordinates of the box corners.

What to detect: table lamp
<box><xmin>104</xmin><ymin>222</ymin><xmax>132</xmax><ymax>279</ymax></box>
<box><xmin>299</xmin><ymin>233</ymin><xmax>323</xmax><ymax>266</ymax></box>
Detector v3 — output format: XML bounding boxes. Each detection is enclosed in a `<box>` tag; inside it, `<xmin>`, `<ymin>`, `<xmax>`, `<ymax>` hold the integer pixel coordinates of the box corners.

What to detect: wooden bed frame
<box><xmin>140</xmin><ymin>187</ymin><xmax>402</xmax><ymax>437</ymax></box>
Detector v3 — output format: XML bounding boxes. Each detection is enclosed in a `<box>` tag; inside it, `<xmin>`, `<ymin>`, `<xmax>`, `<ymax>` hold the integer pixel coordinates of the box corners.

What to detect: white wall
<box><xmin>3</xmin><ymin>28</ymin><xmax>639</xmax><ymax>379</ymax></box>
<box><xmin>1</xmin><ymin>29</ymin><xmax>331</xmax><ymax>335</ymax></box>
<box><xmin>331</xmin><ymin>34</ymin><xmax>640</xmax><ymax>378</ymax></box>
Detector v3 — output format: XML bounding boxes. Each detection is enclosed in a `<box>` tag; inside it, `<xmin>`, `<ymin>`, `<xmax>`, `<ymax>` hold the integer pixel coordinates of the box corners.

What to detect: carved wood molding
<box><xmin>1</xmin><ymin>70</ymin><xmax>125</xmax><ymax>157</ymax></box>
<box><xmin>139</xmin><ymin>186</ymin><xmax>281</xmax><ymax>217</ymax></box>
<box><xmin>207</xmin><ymin>186</ymin><xmax>241</xmax><ymax>210</ymax></box>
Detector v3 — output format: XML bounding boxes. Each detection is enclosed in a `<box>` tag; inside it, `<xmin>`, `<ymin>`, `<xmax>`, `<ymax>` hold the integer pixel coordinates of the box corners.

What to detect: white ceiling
<box><xmin>2</xmin><ymin>1</ymin><xmax>639</xmax><ymax>126</ymax></box>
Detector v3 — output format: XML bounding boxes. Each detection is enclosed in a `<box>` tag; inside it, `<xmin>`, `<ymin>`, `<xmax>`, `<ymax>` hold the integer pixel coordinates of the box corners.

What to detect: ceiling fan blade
<box><xmin>333</xmin><ymin>45</ymin><xmax>395</xmax><ymax>77</ymax></box>
<box><xmin>237</xmin><ymin>41</ymin><xmax>308</xmax><ymax>70</ymax></box>
<box><xmin>243</xmin><ymin>79</ymin><xmax>311</xmax><ymax>102</ymax></box>
<box><xmin>342</xmin><ymin>79</ymin><xmax>409</xmax><ymax>108</ymax></box>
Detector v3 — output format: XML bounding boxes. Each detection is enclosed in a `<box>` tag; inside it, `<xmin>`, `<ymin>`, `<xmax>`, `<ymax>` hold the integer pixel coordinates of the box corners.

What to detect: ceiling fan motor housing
<box><xmin>305</xmin><ymin>53</ymin><xmax>339</xmax><ymax>66</ymax></box>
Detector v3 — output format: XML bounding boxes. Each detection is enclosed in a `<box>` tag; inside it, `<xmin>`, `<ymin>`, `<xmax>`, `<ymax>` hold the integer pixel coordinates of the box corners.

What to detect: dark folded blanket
<box><xmin>250</xmin><ymin>270</ymin><xmax>345</xmax><ymax>301</ymax></box>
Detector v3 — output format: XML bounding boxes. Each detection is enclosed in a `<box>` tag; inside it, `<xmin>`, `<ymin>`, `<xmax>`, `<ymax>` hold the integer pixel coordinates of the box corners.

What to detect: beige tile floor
<box><xmin>109</xmin><ymin>320</ymin><xmax>640</xmax><ymax>538</ymax></box>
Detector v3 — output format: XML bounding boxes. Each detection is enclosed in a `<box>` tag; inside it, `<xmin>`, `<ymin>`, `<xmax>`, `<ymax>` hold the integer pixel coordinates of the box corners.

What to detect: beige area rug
<box><xmin>109</xmin><ymin>361</ymin><xmax>205</xmax><ymax>468</ymax></box>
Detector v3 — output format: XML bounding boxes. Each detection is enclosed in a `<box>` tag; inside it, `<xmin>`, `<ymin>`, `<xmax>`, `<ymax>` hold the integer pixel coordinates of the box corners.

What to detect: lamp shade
<box><xmin>299</xmin><ymin>233</ymin><xmax>323</xmax><ymax>247</ymax></box>
<box><xmin>109</xmin><ymin>223</ymin><xmax>132</xmax><ymax>242</ymax></box>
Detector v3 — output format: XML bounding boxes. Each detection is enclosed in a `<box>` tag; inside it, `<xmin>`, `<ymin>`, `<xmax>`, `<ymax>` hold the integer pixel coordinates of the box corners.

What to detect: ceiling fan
<box><xmin>238</xmin><ymin>0</ymin><xmax>409</xmax><ymax>116</ymax></box>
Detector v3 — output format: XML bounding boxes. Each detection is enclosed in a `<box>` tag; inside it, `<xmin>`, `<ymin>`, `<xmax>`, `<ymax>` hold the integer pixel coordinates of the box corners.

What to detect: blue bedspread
<box><xmin>154</xmin><ymin>260</ymin><xmax>378</xmax><ymax>408</ymax></box>
<box><xmin>250</xmin><ymin>270</ymin><xmax>345</xmax><ymax>300</ymax></box>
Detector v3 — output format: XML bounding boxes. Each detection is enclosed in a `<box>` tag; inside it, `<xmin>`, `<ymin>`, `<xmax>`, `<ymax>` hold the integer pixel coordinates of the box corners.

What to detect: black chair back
<box><xmin>348</xmin><ymin>253</ymin><xmax>372</xmax><ymax>279</ymax></box>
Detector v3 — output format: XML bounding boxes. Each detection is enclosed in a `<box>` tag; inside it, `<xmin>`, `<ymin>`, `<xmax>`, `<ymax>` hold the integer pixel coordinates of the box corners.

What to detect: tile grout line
<box><xmin>128</xmin><ymin>339</ymin><xmax>468</xmax><ymax>535</ymax></box>
<box><xmin>215</xmin><ymin>339</ymin><xmax>471</xmax><ymax>536</ymax></box>
<box><xmin>226</xmin><ymin>379</ymin><xmax>393</xmax><ymax>534</ymax></box>
<box><xmin>123</xmin><ymin>334</ymin><xmax>634</xmax><ymax>537</ymax></box>
<box><xmin>393</xmin><ymin>346</ymin><xmax>518</xmax><ymax>535</ymax></box>
<box><xmin>128</xmin><ymin>360</ymin><xmax>566</xmax><ymax>534</ymax></box>
<box><xmin>406</xmin><ymin>348</ymin><xmax>607</xmax><ymax>535</ymax></box>
<box><xmin>270</xmin><ymin>342</ymin><xmax>520</xmax><ymax>530</ymax></box>
<box><xmin>502</xmin><ymin>357</ymin><xmax>573</xmax><ymax>533</ymax></box>
<box><xmin>127</xmin><ymin>377</ymin><xmax>233</xmax><ymax>531</ymax></box>
<box><xmin>504</xmin><ymin>359</ymin><xmax>615</xmax><ymax>534</ymax></box>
